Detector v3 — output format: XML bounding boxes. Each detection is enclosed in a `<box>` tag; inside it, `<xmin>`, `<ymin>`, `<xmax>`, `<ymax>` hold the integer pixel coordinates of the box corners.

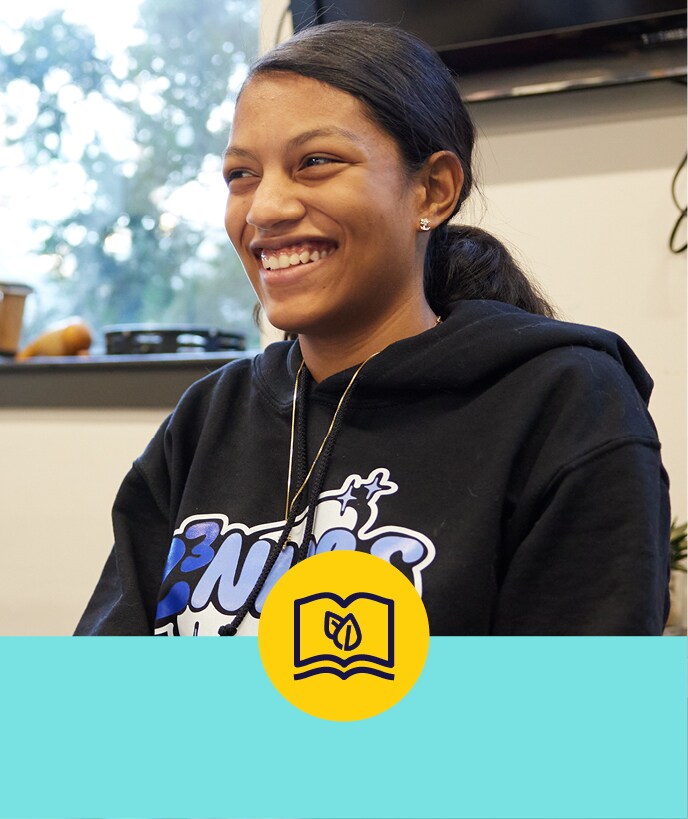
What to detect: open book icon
<box><xmin>293</xmin><ymin>592</ymin><xmax>395</xmax><ymax>680</ymax></box>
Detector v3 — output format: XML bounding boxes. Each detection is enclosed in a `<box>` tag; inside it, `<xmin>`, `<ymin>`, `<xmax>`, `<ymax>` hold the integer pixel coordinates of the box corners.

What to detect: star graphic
<box><xmin>336</xmin><ymin>482</ymin><xmax>357</xmax><ymax>513</ymax></box>
<box><xmin>361</xmin><ymin>472</ymin><xmax>386</xmax><ymax>500</ymax></box>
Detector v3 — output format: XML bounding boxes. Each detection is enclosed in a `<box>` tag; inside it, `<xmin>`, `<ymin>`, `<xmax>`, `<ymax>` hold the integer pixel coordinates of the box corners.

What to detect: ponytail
<box><xmin>425</xmin><ymin>224</ymin><xmax>556</xmax><ymax>318</ymax></box>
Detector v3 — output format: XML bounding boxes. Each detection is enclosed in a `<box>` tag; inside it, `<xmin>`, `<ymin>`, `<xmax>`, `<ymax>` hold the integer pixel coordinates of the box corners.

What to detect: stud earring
<box><xmin>419</xmin><ymin>217</ymin><xmax>431</xmax><ymax>232</ymax></box>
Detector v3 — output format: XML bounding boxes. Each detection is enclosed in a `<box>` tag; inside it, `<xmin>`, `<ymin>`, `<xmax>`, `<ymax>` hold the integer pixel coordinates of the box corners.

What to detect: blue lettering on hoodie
<box><xmin>154</xmin><ymin>468</ymin><xmax>436</xmax><ymax>635</ymax></box>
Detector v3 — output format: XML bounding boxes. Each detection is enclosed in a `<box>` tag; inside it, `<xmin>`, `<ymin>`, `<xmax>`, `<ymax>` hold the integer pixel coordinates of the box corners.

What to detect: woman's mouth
<box><xmin>258</xmin><ymin>241</ymin><xmax>337</xmax><ymax>271</ymax></box>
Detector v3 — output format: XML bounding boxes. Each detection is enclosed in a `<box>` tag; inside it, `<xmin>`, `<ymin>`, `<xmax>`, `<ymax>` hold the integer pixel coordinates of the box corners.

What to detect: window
<box><xmin>0</xmin><ymin>0</ymin><xmax>260</xmax><ymax>350</ymax></box>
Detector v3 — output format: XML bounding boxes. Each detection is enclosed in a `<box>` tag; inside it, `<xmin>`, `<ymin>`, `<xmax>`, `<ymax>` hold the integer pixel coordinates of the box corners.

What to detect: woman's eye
<box><xmin>302</xmin><ymin>156</ymin><xmax>338</xmax><ymax>169</ymax></box>
<box><xmin>225</xmin><ymin>169</ymin><xmax>251</xmax><ymax>184</ymax></box>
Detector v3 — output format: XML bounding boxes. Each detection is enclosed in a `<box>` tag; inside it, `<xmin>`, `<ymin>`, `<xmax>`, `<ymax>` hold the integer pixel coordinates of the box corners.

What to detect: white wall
<box><xmin>259</xmin><ymin>0</ymin><xmax>292</xmax><ymax>53</ymax></box>
<box><xmin>0</xmin><ymin>409</ymin><xmax>168</xmax><ymax>635</ymax></box>
<box><xmin>0</xmin><ymin>8</ymin><xmax>684</xmax><ymax>635</ymax></box>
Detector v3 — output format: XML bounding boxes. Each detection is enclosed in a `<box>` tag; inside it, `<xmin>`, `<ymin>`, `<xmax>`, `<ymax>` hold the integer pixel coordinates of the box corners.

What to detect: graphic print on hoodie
<box><xmin>154</xmin><ymin>467</ymin><xmax>436</xmax><ymax>636</ymax></box>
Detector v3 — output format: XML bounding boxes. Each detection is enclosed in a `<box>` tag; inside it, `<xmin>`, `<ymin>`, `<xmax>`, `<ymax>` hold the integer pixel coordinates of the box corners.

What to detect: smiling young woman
<box><xmin>76</xmin><ymin>21</ymin><xmax>671</xmax><ymax>637</ymax></box>
<box><xmin>222</xmin><ymin>77</ymin><xmax>468</xmax><ymax>385</ymax></box>
<box><xmin>222</xmin><ymin>71</ymin><xmax>462</xmax><ymax>381</ymax></box>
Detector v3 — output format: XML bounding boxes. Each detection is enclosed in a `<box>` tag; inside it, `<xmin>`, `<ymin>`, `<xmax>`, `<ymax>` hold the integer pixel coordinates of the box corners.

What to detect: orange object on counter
<box><xmin>16</xmin><ymin>320</ymin><xmax>92</xmax><ymax>360</ymax></box>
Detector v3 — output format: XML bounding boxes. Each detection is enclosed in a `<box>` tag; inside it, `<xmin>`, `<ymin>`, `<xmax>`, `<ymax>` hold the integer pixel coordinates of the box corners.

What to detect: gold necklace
<box><xmin>284</xmin><ymin>315</ymin><xmax>442</xmax><ymax>529</ymax></box>
<box><xmin>285</xmin><ymin>351</ymin><xmax>379</xmax><ymax>523</ymax></box>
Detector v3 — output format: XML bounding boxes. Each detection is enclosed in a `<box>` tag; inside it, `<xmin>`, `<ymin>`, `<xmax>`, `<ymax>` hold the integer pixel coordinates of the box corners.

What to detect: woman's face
<box><xmin>223</xmin><ymin>72</ymin><xmax>427</xmax><ymax>338</ymax></box>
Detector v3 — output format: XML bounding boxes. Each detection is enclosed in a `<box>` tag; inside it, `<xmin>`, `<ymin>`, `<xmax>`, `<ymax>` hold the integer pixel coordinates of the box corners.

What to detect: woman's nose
<box><xmin>246</xmin><ymin>174</ymin><xmax>306</xmax><ymax>229</ymax></box>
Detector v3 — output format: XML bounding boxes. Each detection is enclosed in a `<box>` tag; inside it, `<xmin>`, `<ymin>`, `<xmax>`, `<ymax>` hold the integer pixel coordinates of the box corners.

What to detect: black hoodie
<box><xmin>75</xmin><ymin>299</ymin><xmax>670</xmax><ymax>636</ymax></box>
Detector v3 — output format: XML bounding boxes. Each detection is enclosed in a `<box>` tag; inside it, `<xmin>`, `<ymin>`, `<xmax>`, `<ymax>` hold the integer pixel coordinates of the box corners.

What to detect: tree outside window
<box><xmin>0</xmin><ymin>0</ymin><xmax>260</xmax><ymax>349</ymax></box>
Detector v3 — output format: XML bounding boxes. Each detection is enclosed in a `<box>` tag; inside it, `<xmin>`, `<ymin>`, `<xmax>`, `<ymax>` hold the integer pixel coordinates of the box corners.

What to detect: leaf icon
<box><xmin>325</xmin><ymin>610</ymin><xmax>343</xmax><ymax>639</ymax></box>
<box><xmin>332</xmin><ymin>613</ymin><xmax>362</xmax><ymax>652</ymax></box>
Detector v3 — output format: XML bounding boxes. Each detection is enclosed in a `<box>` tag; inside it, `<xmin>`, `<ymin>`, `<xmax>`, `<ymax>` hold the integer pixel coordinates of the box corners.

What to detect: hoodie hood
<box><xmin>253</xmin><ymin>299</ymin><xmax>654</xmax><ymax>408</ymax></box>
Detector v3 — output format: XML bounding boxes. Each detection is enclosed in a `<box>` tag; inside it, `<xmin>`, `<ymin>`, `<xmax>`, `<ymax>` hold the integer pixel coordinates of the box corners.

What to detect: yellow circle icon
<box><xmin>258</xmin><ymin>550</ymin><xmax>429</xmax><ymax>721</ymax></box>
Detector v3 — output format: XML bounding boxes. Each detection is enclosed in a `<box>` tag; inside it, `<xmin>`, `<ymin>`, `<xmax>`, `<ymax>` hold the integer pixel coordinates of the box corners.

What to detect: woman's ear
<box><xmin>417</xmin><ymin>151</ymin><xmax>464</xmax><ymax>225</ymax></box>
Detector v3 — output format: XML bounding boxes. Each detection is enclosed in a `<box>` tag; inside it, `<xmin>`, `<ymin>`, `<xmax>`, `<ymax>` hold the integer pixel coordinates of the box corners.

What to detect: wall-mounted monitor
<box><xmin>290</xmin><ymin>0</ymin><xmax>687</xmax><ymax>101</ymax></box>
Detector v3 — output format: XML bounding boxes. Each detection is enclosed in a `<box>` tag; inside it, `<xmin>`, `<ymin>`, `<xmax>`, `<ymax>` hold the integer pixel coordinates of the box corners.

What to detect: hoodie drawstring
<box><xmin>218</xmin><ymin>360</ymin><xmax>365</xmax><ymax>635</ymax></box>
<box><xmin>295</xmin><ymin>376</ymin><xmax>357</xmax><ymax>562</ymax></box>
<box><xmin>218</xmin><ymin>364</ymin><xmax>311</xmax><ymax>636</ymax></box>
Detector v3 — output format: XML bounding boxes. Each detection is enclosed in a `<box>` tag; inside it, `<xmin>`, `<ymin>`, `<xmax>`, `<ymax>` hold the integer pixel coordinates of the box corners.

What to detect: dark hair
<box><xmin>244</xmin><ymin>20</ymin><xmax>555</xmax><ymax>318</ymax></box>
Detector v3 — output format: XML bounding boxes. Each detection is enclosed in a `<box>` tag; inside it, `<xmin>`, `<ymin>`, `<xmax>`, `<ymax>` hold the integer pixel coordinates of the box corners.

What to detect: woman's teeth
<box><xmin>261</xmin><ymin>246</ymin><xmax>334</xmax><ymax>271</ymax></box>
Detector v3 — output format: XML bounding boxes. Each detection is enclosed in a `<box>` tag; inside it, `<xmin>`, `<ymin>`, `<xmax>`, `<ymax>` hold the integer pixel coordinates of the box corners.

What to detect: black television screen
<box><xmin>290</xmin><ymin>0</ymin><xmax>687</xmax><ymax>100</ymax></box>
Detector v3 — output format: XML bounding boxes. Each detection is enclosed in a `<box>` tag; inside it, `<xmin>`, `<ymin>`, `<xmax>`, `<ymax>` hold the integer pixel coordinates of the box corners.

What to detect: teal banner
<box><xmin>0</xmin><ymin>637</ymin><xmax>685</xmax><ymax>819</ymax></box>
